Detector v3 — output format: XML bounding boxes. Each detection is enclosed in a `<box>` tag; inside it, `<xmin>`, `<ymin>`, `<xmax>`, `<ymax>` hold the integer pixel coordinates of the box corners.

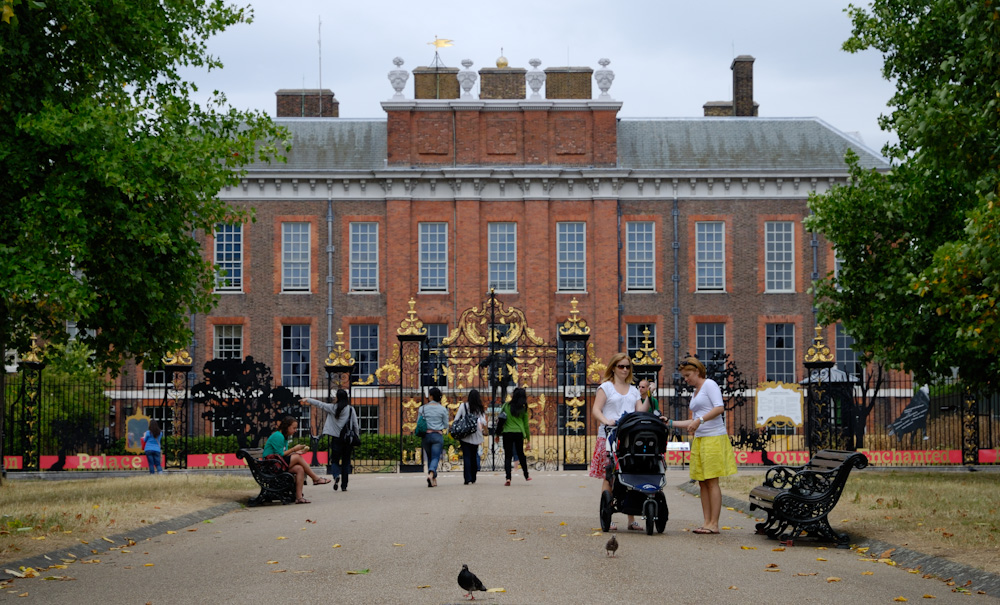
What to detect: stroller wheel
<box><xmin>655</xmin><ymin>492</ymin><xmax>668</xmax><ymax>533</ymax></box>
<box><xmin>644</xmin><ymin>500</ymin><xmax>656</xmax><ymax>535</ymax></box>
<box><xmin>600</xmin><ymin>490</ymin><xmax>613</xmax><ymax>532</ymax></box>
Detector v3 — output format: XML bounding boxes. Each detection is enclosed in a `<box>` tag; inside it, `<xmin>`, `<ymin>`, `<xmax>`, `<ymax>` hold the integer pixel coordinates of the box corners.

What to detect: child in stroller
<box><xmin>600</xmin><ymin>411</ymin><xmax>669</xmax><ymax>535</ymax></box>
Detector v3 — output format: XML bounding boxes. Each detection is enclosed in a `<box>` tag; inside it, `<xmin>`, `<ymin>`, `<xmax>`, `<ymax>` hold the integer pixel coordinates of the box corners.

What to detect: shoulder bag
<box><xmin>450</xmin><ymin>403</ymin><xmax>479</xmax><ymax>439</ymax></box>
<box><xmin>340</xmin><ymin>407</ymin><xmax>362</xmax><ymax>448</ymax></box>
<box><xmin>415</xmin><ymin>411</ymin><xmax>427</xmax><ymax>437</ymax></box>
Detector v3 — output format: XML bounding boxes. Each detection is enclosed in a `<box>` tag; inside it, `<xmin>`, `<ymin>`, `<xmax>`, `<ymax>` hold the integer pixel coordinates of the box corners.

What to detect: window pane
<box><xmin>282</xmin><ymin>325</ymin><xmax>311</xmax><ymax>387</ymax></box>
<box><xmin>765</xmin><ymin>222</ymin><xmax>794</xmax><ymax>292</ymax></box>
<box><xmin>213</xmin><ymin>325</ymin><xmax>243</xmax><ymax>360</ymax></box>
<box><xmin>696</xmin><ymin>323</ymin><xmax>726</xmax><ymax>370</ymax></box>
<box><xmin>143</xmin><ymin>406</ymin><xmax>175</xmax><ymax>436</ymax></box>
<box><xmin>627</xmin><ymin>222</ymin><xmax>654</xmax><ymax>291</ymax></box>
<box><xmin>214</xmin><ymin>224</ymin><xmax>242</xmax><ymax>290</ymax></box>
<box><xmin>357</xmin><ymin>405</ymin><xmax>379</xmax><ymax>434</ymax></box>
<box><xmin>419</xmin><ymin>223</ymin><xmax>448</xmax><ymax>292</ymax></box>
<box><xmin>350</xmin><ymin>222</ymin><xmax>379</xmax><ymax>291</ymax></box>
<box><xmin>488</xmin><ymin>223</ymin><xmax>517</xmax><ymax>292</ymax></box>
<box><xmin>557</xmin><ymin>222</ymin><xmax>586</xmax><ymax>291</ymax></box>
<box><xmin>422</xmin><ymin>324</ymin><xmax>449</xmax><ymax>386</ymax></box>
<box><xmin>765</xmin><ymin>323</ymin><xmax>795</xmax><ymax>382</ymax></box>
<box><xmin>696</xmin><ymin>222</ymin><xmax>724</xmax><ymax>291</ymax></box>
<box><xmin>556</xmin><ymin>327</ymin><xmax>586</xmax><ymax>388</ymax></box>
<box><xmin>836</xmin><ymin>324</ymin><xmax>861</xmax><ymax>379</ymax></box>
<box><xmin>350</xmin><ymin>324</ymin><xmax>379</xmax><ymax>383</ymax></box>
<box><xmin>282</xmin><ymin>223</ymin><xmax>310</xmax><ymax>291</ymax></box>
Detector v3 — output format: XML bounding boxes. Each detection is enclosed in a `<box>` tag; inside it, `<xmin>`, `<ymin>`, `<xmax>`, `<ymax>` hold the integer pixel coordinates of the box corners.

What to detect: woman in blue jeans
<box><xmin>142</xmin><ymin>420</ymin><xmax>163</xmax><ymax>474</ymax></box>
<box><xmin>418</xmin><ymin>387</ymin><xmax>450</xmax><ymax>487</ymax></box>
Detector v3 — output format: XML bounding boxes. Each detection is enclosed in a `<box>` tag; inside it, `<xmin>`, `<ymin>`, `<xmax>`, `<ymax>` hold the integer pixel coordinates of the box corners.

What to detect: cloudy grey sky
<box><xmin>185</xmin><ymin>0</ymin><xmax>897</xmax><ymax>156</ymax></box>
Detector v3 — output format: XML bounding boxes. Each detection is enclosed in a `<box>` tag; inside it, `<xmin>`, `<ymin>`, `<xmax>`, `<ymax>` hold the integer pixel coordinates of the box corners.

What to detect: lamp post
<box><xmin>322</xmin><ymin>330</ymin><xmax>354</xmax><ymax>472</ymax></box>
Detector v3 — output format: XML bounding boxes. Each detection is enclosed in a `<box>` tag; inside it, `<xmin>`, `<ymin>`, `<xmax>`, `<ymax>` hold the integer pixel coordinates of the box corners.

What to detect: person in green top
<box><xmin>494</xmin><ymin>387</ymin><xmax>531</xmax><ymax>486</ymax></box>
<box><xmin>263</xmin><ymin>416</ymin><xmax>330</xmax><ymax>504</ymax></box>
<box><xmin>639</xmin><ymin>379</ymin><xmax>660</xmax><ymax>416</ymax></box>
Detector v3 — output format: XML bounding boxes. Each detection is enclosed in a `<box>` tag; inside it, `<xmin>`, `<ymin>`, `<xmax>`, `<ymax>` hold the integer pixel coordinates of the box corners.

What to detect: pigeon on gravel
<box><xmin>605</xmin><ymin>534</ymin><xmax>619</xmax><ymax>557</ymax></box>
<box><xmin>458</xmin><ymin>564</ymin><xmax>487</xmax><ymax>600</ymax></box>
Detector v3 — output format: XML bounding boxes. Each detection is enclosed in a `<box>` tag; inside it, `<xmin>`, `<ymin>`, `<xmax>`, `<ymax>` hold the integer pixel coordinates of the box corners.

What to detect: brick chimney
<box><xmin>732</xmin><ymin>55</ymin><xmax>756</xmax><ymax>117</ymax></box>
<box><xmin>276</xmin><ymin>89</ymin><xmax>339</xmax><ymax>117</ymax></box>
<box><xmin>479</xmin><ymin>67</ymin><xmax>527</xmax><ymax>99</ymax></box>
<box><xmin>544</xmin><ymin>67</ymin><xmax>593</xmax><ymax>99</ymax></box>
<box><xmin>413</xmin><ymin>67</ymin><xmax>460</xmax><ymax>99</ymax></box>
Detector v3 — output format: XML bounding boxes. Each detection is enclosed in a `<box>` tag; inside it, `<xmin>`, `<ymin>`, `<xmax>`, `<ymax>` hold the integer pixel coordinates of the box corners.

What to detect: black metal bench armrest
<box><xmin>763</xmin><ymin>464</ymin><xmax>807</xmax><ymax>489</ymax></box>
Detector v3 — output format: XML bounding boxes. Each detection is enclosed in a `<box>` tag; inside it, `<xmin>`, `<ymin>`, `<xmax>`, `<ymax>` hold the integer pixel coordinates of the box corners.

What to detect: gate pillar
<box><xmin>162</xmin><ymin>350</ymin><xmax>193</xmax><ymax>469</ymax></box>
<box><xmin>397</xmin><ymin>298</ymin><xmax>428</xmax><ymax>473</ymax></box>
<box><xmin>804</xmin><ymin>327</ymin><xmax>839</xmax><ymax>456</ymax></box>
<box><xmin>18</xmin><ymin>343</ymin><xmax>46</xmax><ymax>472</ymax></box>
<box><xmin>559</xmin><ymin>299</ymin><xmax>590</xmax><ymax>470</ymax></box>
<box><xmin>961</xmin><ymin>388</ymin><xmax>979</xmax><ymax>468</ymax></box>
<box><xmin>322</xmin><ymin>330</ymin><xmax>355</xmax><ymax>470</ymax></box>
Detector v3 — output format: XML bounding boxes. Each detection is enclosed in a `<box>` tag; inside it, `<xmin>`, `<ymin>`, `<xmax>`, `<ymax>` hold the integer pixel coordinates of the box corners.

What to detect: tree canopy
<box><xmin>0</xmin><ymin>0</ymin><xmax>286</xmax><ymax>373</ymax></box>
<box><xmin>806</xmin><ymin>0</ymin><xmax>1000</xmax><ymax>391</ymax></box>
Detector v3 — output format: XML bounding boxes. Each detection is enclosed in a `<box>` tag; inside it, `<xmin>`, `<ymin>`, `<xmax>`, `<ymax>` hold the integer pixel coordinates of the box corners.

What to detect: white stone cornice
<box><xmin>216</xmin><ymin>171</ymin><xmax>850</xmax><ymax>201</ymax></box>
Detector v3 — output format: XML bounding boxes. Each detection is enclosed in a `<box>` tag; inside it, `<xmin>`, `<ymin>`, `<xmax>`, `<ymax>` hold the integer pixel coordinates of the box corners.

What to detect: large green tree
<box><xmin>0</xmin><ymin>0</ymin><xmax>286</xmax><ymax>371</ymax></box>
<box><xmin>807</xmin><ymin>0</ymin><xmax>1000</xmax><ymax>391</ymax></box>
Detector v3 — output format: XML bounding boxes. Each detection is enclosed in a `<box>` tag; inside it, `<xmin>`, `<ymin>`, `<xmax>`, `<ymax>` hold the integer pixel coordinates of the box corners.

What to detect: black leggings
<box><xmin>502</xmin><ymin>433</ymin><xmax>529</xmax><ymax>480</ymax></box>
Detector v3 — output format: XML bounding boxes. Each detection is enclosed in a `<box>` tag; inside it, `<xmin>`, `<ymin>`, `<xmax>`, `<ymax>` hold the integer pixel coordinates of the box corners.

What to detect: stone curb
<box><xmin>1</xmin><ymin>500</ymin><xmax>243</xmax><ymax>578</ymax></box>
<box><xmin>676</xmin><ymin>481</ymin><xmax>1000</xmax><ymax>598</ymax></box>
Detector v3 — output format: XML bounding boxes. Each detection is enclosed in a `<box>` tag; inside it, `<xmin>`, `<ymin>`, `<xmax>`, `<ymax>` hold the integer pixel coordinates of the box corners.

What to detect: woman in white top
<box><xmin>671</xmin><ymin>357</ymin><xmax>737</xmax><ymax>534</ymax></box>
<box><xmin>453</xmin><ymin>388</ymin><xmax>487</xmax><ymax>485</ymax></box>
<box><xmin>590</xmin><ymin>351</ymin><xmax>649</xmax><ymax>531</ymax></box>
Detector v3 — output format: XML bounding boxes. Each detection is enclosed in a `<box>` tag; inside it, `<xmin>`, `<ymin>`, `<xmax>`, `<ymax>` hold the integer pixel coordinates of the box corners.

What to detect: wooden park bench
<box><xmin>236</xmin><ymin>448</ymin><xmax>296</xmax><ymax>507</ymax></box>
<box><xmin>749</xmin><ymin>449</ymin><xmax>869</xmax><ymax>548</ymax></box>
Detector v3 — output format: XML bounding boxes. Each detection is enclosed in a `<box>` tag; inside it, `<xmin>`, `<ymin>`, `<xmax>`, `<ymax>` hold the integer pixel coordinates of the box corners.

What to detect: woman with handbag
<box><xmin>418</xmin><ymin>386</ymin><xmax>450</xmax><ymax>487</ymax></box>
<box><xmin>262</xmin><ymin>416</ymin><xmax>329</xmax><ymax>504</ymax></box>
<box><xmin>494</xmin><ymin>387</ymin><xmax>531</xmax><ymax>486</ymax></box>
<box><xmin>304</xmin><ymin>390</ymin><xmax>360</xmax><ymax>492</ymax></box>
<box><xmin>452</xmin><ymin>389</ymin><xmax>487</xmax><ymax>485</ymax></box>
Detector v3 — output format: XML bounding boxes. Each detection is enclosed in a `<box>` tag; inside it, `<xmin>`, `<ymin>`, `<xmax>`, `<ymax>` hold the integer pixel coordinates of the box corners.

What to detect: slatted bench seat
<box><xmin>237</xmin><ymin>447</ymin><xmax>296</xmax><ymax>507</ymax></box>
<box><xmin>749</xmin><ymin>449</ymin><xmax>868</xmax><ymax>547</ymax></box>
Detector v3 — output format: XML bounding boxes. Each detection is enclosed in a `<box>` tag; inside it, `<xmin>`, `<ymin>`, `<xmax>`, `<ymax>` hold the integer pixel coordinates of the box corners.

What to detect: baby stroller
<box><xmin>600</xmin><ymin>412</ymin><xmax>669</xmax><ymax>535</ymax></box>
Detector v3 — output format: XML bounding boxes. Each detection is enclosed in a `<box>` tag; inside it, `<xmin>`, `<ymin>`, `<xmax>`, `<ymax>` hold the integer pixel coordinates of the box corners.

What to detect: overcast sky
<box><xmin>184</xmin><ymin>0</ymin><xmax>897</xmax><ymax>156</ymax></box>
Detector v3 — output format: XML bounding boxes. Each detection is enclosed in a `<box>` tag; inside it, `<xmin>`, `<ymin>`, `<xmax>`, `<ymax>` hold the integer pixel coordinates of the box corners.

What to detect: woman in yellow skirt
<box><xmin>671</xmin><ymin>357</ymin><xmax>737</xmax><ymax>534</ymax></box>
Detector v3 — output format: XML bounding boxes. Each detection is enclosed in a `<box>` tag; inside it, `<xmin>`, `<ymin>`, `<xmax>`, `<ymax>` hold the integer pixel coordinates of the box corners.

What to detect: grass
<box><xmin>719</xmin><ymin>470</ymin><xmax>1000</xmax><ymax>575</ymax></box>
<box><xmin>0</xmin><ymin>474</ymin><xmax>256</xmax><ymax>565</ymax></box>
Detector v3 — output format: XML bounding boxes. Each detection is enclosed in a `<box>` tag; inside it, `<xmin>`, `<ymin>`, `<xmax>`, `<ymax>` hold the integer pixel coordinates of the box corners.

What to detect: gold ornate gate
<box><xmin>379</xmin><ymin>291</ymin><xmax>605</xmax><ymax>472</ymax></box>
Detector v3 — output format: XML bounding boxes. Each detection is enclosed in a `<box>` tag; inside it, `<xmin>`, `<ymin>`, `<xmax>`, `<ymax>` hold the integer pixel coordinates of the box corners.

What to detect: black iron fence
<box><xmin>3</xmin><ymin>370</ymin><xmax>998</xmax><ymax>473</ymax></box>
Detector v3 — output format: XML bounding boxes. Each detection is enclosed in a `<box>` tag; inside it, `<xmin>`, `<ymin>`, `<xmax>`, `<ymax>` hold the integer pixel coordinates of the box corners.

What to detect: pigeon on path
<box><xmin>458</xmin><ymin>563</ymin><xmax>487</xmax><ymax>600</ymax></box>
<box><xmin>605</xmin><ymin>534</ymin><xmax>619</xmax><ymax>557</ymax></box>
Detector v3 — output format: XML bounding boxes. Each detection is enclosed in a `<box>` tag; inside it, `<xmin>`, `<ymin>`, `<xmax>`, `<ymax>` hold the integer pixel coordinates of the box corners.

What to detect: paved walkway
<box><xmin>2</xmin><ymin>471</ymin><xmax>998</xmax><ymax>604</ymax></box>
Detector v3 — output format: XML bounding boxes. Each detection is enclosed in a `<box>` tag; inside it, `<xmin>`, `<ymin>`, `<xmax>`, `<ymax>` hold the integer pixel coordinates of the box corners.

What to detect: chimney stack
<box><xmin>731</xmin><ymin>55</ymin><xmax>756</xmax><ymax>117</ymax></box>
<box><xmin>413</xmin><ymin>67</ymin><xmax>460</xmax><ymax>99</ymax></box>
<box><xmin>544</xmin><ymin>67</ymin><xmax>593</xmax><ymax>99</ymax></box>
<box><xmin>479</xmin><ymin>55</ymin><xmax>527</xmax><ymax>99</ymax></box>
<box><xmin>276</xmin><ymin>89</ymin><xmax>339</xmax><ymax>118</ymax></box>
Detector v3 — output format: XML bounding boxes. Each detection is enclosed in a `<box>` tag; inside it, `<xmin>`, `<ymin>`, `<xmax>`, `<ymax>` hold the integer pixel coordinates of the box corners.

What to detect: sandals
<box><xmin>295</xmin><ymin>497</ymin><xmax>311</xmax><ymax>504</ymax></box>
<box><xmin>627</xmin><ymin>522</ymin><xmax>643</xmax><ymax>531</ymax></box>
<box><xmin>609</xmin><ymin>522</ymin><xmax>618</xmax><ymax>531</ymax></box>
<box><xmin>692</xmin><ymin>527</ymin><xmax>720</xmax><ymax>534</ymax></box>
<box><xmin>313</xmin><ymin>477</ymin><xmax>332</xmax><ymax>486</ymax></box>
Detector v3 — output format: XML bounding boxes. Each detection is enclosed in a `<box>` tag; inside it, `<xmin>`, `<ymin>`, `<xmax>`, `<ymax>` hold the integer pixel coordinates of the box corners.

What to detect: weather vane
<box><xmin>428</xmin><ymin>35</ymin><xmax>454</xmax><ymax>68</ymax></box>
